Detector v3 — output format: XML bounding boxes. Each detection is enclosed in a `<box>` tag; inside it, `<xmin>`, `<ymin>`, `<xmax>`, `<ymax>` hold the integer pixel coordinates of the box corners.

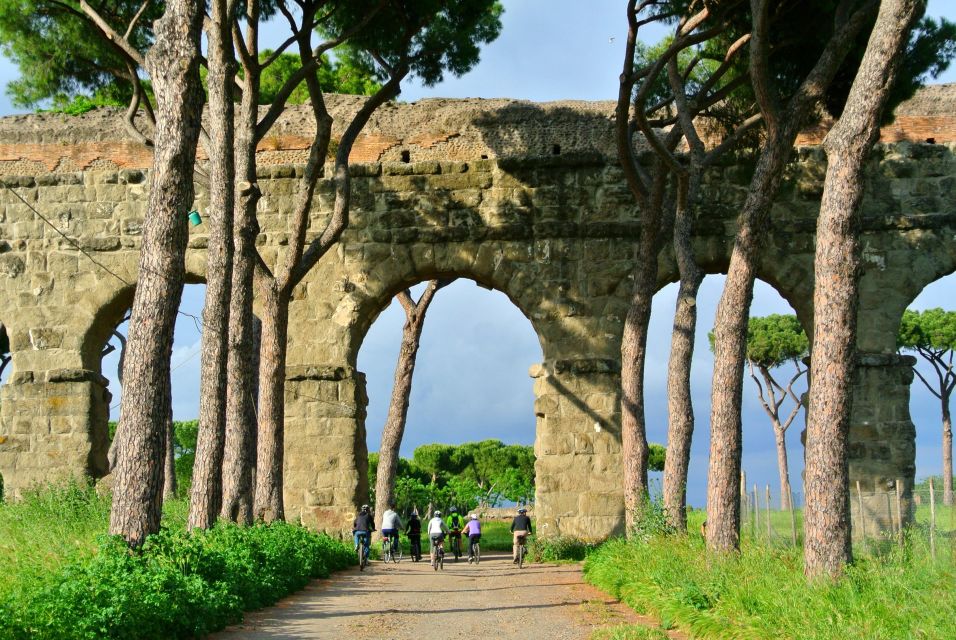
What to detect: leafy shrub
<box><xmin>0</xmin><ymin>521</ymin><xmax>354</xmax><ymax>640</ymax></box>
<box><xmin>529</xmin><ymin>535</ymin><xmax>596</xmax><ymax>562</ymax></box>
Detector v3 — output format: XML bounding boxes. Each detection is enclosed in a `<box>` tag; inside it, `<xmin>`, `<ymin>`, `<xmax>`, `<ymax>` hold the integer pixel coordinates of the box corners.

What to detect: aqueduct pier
<box><xmin>1</xmin><ymin>86</ymin><xmax>954</xmax><ymax>539</ymax></box>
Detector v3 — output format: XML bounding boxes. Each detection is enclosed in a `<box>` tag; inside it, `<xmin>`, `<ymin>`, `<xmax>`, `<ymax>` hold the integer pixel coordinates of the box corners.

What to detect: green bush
<box><xmin>529</xmin><ymin>535</ymin><xmax>596</xmax><ymax>562</ymax></box>
<box><xmin>0</xmin><ymin>488</ymin><xmax>354</xmax><ymax>640</ymax></box>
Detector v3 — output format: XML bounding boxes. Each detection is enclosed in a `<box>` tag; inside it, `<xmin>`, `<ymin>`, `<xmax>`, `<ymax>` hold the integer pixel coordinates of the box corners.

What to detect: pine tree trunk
<box><xmin>621</xmin><ymin>271</ymin><xmax>654</xmax><ymax>531</ymax></box>
<box><xmin>188</xmin><ymin>0</ymin><xmax>235</xmax><ymax>530</ymax></box>
<box><xmin>708</xmin><ymin>133</ymin><xmax>796</xmax><ymax>552</ymax></box>
<box><xmin>220</xmin><ymin>89</ymin><xmax>260</xmax><ymax>525</ymax></box>
<box><xmin>374</xmin><ymin>283</ymin><xmax>443</xmax><ymax>530</ymax></box>
<box><xmin>108</xmin><ymin>0</ymin><xmax>204</xmax><ymax>547</ymax></box>
<box><xmin>774</xmin><ymin>424</ymin><xmax>792</xmax><ymax>512</ymax></box>
<box><xmin>253</xmin><ymin>285</ymin><xmax>288</xmax><ymax>522</ymax></box>
<box><xmin>663</xmin><ymin>175</ymin><xmax>703</xmax><ymax>532</ymax></box>
<box><xmin>804</xmin><ymin>0</ymin><xmax>920</xmax><ymax>579</ymax></box>
<box><xmin>163</xmin><ymin>415</ymin><xmax>177</xmax><ymax>500</ymax></box>
<box><xmin>943</xmin><ymin>400</ymin><xmax>953</xmax><ymax>507</ymax></box>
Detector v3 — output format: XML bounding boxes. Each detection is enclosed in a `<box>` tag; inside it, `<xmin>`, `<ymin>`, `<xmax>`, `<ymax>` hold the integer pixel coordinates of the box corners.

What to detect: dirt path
<box><xmin>213</xmin><ymin>551</ymin><xmax>662</xmax><ymax>640</ymax></box>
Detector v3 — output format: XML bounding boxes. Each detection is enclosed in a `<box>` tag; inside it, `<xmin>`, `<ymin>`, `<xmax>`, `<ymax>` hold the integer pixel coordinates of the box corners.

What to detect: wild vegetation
<box><xmin>584</xmin><ymin>508</ymin><xmax>956</xmax><ymax>640</ymax></box>
<box><xmin>0</xmin><ymin>484</ymin><xmax>353</xmax><ymax>640</ymax></box>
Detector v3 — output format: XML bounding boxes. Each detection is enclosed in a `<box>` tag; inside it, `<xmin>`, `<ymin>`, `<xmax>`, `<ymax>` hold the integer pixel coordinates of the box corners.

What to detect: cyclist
<box><xmin>510</xmin><ymin>507</ymin><xmax>533</xmax><ymax>563</ymax></box>
<box><xmin>380</xmin><ymin>503</ymin><xmax>402</xmax><ymax>558</ymax></box>
<box><xmin>427</xmin><ymin>510</ymin><xmax>449</xmax><ymax>567</ymax></box>
<box><xmin>405</xmin><ymin>510</ymin><xmax>423</xmax><ymax>561</ymax></box>
<box><xmin>445</xmin><ymin>507</ymin><xmax>465</xmax><ymax>559</ymax></box>
<box><xmin>462</xmin><ymin>513</ymin><xmax>482</xmax><ymax>563</ymax></box>
<box><xmin>352</xmin><ymin>504</ymin><xmax>375</xmax><ymax>561</ymax></box>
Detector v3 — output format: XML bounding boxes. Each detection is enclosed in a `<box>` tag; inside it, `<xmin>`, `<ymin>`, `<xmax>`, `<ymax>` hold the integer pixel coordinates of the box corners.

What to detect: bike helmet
<box><xmin>470</xmin><ymin>514</ymin><xmax>478</xmax><ymax>520</ymax></box>
<box><xmin>518</xmin><ymin>508</ymin><xmax>527</xmax><ymax>514</ymax></box>
<box><xmin>434</xmin><ymin>510</ymin><xmax>442</xmax><ymax>517</ymax></box>
<box><xmin>361</xmin><ymin>504</ymin><xmax>370</xmax><ymax>513</ymax></box>
<box><xmin>450</xmin><ymin>507</ymin><xmax>458</xmax><ymax>513</ymax></box>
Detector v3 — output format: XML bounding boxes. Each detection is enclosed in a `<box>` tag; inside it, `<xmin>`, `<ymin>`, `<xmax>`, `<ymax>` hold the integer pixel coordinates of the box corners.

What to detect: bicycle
<box><xmin>430</xmin><ymin>538</ymin><xmax>445</xmax><ymax>571</ymax></box>
<box><xmin>382</xmin><ymin>535</ymin><xmax>402</xmax><ymax>563</ymax></box>
<box><xmin>355</xmin><ymin>532</ymin><xmax>370</xmax><ymax>571</ymax></box>
<box><xmin>469</xmin><ymin>539</ymin><xmax>480</xmax><ymax>565</ymax></box>
<box><xmin>516</xmin><ymin>534</ymin><xmax>528</xmax><ymax>569</ymax></box>
<box><xmin>449</xmin><ymin>531</ymin><xmax>462</xmax><ymax>562</ymax></box>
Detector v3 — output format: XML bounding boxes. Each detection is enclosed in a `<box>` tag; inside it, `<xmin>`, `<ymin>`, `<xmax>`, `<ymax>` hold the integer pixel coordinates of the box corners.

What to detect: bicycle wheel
<box><xmin>475</xmin><ymin>543</ymin><xmax>480</xmax><ymax>565</ymax></box>
<box><xmin>453</xmin><ymin>536</ymin><xmax>461</xmax><ymax>561</ymax></box>
<box><xmin>359</xmin><ymin>543</ymin><xmax>367</xmax><ymax>571</ymax></box>
<box><xmin>518</xmin><ymin>544</ymin><xmax>525</xmax><ymax>569</ymax></box>
<box><xmin>439</xmin><ymin>548</ymin><xmax>444</xmax><ymax>571</ymax></box>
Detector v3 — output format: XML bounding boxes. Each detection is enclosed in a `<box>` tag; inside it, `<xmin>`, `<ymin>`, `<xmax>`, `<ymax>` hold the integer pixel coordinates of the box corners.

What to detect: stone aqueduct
<box><xmin>0</xmin><ymin>88</ymin><xmax>954</xmax><ymax>540</ymax></box>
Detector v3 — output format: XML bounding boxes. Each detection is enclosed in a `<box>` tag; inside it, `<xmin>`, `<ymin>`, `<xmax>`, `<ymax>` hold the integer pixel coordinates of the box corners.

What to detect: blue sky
<box><xmin>4</xmin><ymin>1</ymin><xmax>955</xmax><ymax>507</ymax></box>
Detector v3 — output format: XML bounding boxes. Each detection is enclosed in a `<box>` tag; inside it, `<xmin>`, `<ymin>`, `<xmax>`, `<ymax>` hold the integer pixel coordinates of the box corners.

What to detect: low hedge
<box><xmin>0</xmin><ymin>521</ymin><xmax>354</xmax><ymax>640</ymax></box>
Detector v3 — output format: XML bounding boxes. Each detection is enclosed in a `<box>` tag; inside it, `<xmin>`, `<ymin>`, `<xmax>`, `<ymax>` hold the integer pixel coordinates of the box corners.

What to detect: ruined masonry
<box><xmin>1</xmin><ymin>85</ymin><xmax>955</xmax><ymax>539</ymax></box>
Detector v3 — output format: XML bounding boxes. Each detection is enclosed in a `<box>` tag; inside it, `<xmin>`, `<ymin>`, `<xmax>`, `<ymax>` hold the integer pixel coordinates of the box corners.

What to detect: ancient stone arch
<box><xmin>1</xmin><ymin>88</ymin><xmax>954</xmax><ymax>539</ymax></box>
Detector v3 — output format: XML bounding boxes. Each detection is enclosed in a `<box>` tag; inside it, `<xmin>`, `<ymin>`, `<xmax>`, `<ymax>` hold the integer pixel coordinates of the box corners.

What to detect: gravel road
<box><xmin>213</xmin><ymin>551</ymin><xmax>658</xmax><ymax>639</ymax></box>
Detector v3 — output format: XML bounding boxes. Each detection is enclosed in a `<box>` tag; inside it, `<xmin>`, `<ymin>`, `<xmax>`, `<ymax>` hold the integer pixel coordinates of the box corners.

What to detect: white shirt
<box><xmin>427</xmin><ymin>516</ymin><xmax>447</xmax><ymax>536</ymax></box>
<box><xmin>382</xmin><ymin>509</ymin><xmax>402</xmax><ymax>530</ymax></box>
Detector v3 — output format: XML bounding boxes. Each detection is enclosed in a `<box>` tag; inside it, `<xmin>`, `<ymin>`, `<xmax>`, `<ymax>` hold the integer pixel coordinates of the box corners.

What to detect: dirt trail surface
<box><xmin>213</xmin><ymin>552</ymin><xmax>659</xmax><ymax>640</ymax></box>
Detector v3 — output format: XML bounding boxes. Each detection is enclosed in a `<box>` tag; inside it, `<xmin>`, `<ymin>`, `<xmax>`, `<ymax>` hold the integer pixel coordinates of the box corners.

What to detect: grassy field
<box><xmin>585</xmin><ymin>508</ymin><xmax>956</xmax><ymax>640</ymax></box>
<box><xmin>0</xmin><ymin>483</ymin><xmax>191</xmax><ymax>604</ymax></box>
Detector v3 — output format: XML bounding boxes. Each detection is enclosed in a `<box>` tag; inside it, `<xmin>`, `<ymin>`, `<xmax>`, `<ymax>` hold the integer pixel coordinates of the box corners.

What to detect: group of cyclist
<box><xmin>351</xmin><ymin>503</ymin><xmax>533</xmax><ymax>567</ymax></box>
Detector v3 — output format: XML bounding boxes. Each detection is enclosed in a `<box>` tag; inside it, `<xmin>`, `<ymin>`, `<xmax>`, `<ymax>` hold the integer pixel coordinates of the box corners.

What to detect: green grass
<box><xmin>0</xmin><ymin>483</ymin><xmax>188</xmax><ymax>604</ymax></box>
<box><xmin>584</xmin><ymin>510</ymin><xmax>956</xmax><ymax>640</ymax></box>
<box><xmin>0</xmin><ymin>483</ymin><xmax>353</xmax><ymax>640</ymax></box>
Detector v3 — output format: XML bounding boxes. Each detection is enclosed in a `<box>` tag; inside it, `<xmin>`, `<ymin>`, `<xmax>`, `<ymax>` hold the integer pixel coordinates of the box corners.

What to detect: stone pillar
<box><xmin>283</xmin><ymin>364</ymin><xmax>368</xmax><ymax>534</ymax></box>
<box><xmin>848</xmin><ymin>353</ymin><xmax>917</xmax><ymax>538</ymax></box>
<box><xmin>0</xmin><ymin>368</ymin><xmax>110</xmax><ymax>497</ymax></box>
<box><xmin>531</xmin><ymin>358</ymin><xmax>624</xmax><ymax>541</ymax></box>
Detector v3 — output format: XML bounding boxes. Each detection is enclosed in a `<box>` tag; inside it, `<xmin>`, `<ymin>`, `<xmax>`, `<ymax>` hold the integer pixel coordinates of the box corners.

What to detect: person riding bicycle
<box><xmin>427</xmin><ymin>510</ymin><xmax>449</xmax><ymax>565</ymax></box>
<box><xmin>352</xmin><ymin>504</ymin><xmax>375</xmax><ymax>559</ymax></box>
<box><xmin>405</xmin><ymin>511</ymin><xmax>423</xmax><ymax>561</ymax></box>
<box><xmin>445</xmin><ymin>507</ymin><xmax>465</xmax><ymax>557</ymax></box>
<box><xmin>380</xmin><ymin>504</ymin><xmax>402</xmax><ymax>557</ymax></box>
<box><xmin>510</xmin><ymin>507</ymin><xmax>533</xmax><ymax>563</ymax></box>
<box><xmin>462</xmin><ymin>513</ymin><xmax>482</xmax><ymax>562</ymax></box>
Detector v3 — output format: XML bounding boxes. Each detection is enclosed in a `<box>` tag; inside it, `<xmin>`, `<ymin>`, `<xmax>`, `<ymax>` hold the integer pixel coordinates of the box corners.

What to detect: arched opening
<box><xmin>0</xmin><ymin>319</ymin><xmax>10</xmax><ymax>501</ymax></box>
<box><xmin>357</xmin><ymin>279</ymin><xmax>542</xmax><ymax>521</ymax></box>
<box><xmin>646</xmin><ymin>275</ymin><xmax>810</xmax><ymax>532</ymax></box>
<box><xmin>901</xmin><ymin>275</ymin><xmax>956</xmax><ymax>509</ymax></box>
<box><xmin>84</xmin><ymin>280</ymin><xmax>208</xmax><ymax>490</ymax></box>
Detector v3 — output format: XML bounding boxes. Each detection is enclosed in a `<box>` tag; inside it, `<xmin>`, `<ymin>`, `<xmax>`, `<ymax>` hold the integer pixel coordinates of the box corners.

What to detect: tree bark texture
<box><xmin>252</xmin><ymin>286</ymin><xmax>288</xmax><ymax>522</ymax></box>
<box><xmin>188</xmin><ymin>0</ymin><xmax>235</xmax><ymax>530</ymax></box>
<box><xmin>108</xmin><ymin>0</ymin><xmax>204</xmax><ymax>547</ymax></box>
<box><xmin>163</xmin><ymin>415</ymin><xmax>177</xmax><ymax>500</ymax></box>
<box><xmin>374</xmin><ymin>282</ymin><xmax>446</xmax><ymax>531</ymax></box>
<box><xmin>220</xmin><ymin>71</ymin><xmax>261</xmax><ymax>526</ymax></box>
<box><xmin>706</xmin><ymin>0</ymin><xmax>876</xmax><ymax>553</ymax></box>
<box><xmin>663</xmin><ymin>173</ymin><xmax>704</xmax><ymax>532</ymax></box>
<box><xmin>774</xmin><ymin>427</ymin><xmax>792</xmax><ymax>512</ymax></box>
<box><xmin>944</xmin><ymin>401</ymin><xmax>953</xmax><ymax>506</ymax></box>
<box><xmin>804</xmin><ymin>0</ymin><xmax>921</xmax><ymax>579</ymax></box>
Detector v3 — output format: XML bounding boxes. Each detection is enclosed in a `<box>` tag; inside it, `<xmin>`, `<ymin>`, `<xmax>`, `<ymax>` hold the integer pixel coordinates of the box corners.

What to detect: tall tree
<box><xmin>374</xmin><ymin>279</ymin><xmax>452</xmax><ymax>532</ymax></box>
<box><xmin>108</xmin><ymin>0</ymin><xmax>205</xmax><ymax>547</ymax></box>
<box><xmin>707</xmin><ymin>0</ymin><xmax>880</xmax><ymax>553</ymax></box>
<box><xmin>616</xmin><ymin>0</ymin><xmax>756</xmax><ymax>532</ymax></box>
<box><xmin>712</xmin><ymin>315</ymin><xmax>808</xmax><ymax>511</ymax></box>
<box><xmin>249</xmin><ymin>0</ymin><xmax>503</xmax><ymax>522</ymax></box>
<box><xmin>899</xmin><ymin>308</ymin><xmax>956</xmax><ymax>506</ymax></box>
<box><xmin>187</xmin><ymin>0</ymin><xmax>237</xmax><ymax>530</ymax></box>
<box><xmin>804</xmin><ymin>0</ymin><xmax>924</xmax><ymax>579</ymax></box>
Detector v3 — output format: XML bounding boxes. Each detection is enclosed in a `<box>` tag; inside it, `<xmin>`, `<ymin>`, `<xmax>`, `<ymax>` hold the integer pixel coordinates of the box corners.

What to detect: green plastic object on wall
<box><xmin>188</xmin><ymin>210</ymin><xmax>202</xmax><ymax>226</ymax></box>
